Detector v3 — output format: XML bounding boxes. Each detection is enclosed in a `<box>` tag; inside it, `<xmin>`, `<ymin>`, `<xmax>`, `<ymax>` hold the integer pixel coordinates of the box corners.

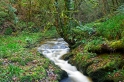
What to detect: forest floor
<box><xmin>0</xmin><ymin>28</ymin><xmax>62</xmax><ymax>82</ymax></box>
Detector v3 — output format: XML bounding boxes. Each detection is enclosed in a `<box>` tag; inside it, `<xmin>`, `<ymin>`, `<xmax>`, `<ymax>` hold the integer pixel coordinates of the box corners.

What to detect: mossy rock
<box><xmin>84</xmin><ymin>42</ymin><xmax>101</xmax><ymax>53</ymax></box>
<box><xmin>108</xmin><ymin>40</ymin><xmax>124</xmax><ymax>49</ymax></box>
<box><xmin>63</xmin><ymin>44</ymin><xmax>124</xmax><ymax>82</ymax></box>
<box><xmin>84</xmin><ymin>39</ymin><xmax>124</xmax><ymax>54</ymax></box>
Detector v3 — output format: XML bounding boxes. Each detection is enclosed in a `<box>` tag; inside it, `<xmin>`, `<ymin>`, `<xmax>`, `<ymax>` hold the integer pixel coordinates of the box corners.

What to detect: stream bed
<box><xmin>38</xmin><ymin>38</ymin><xmax>92</xmax><ymax>82</ymax></box>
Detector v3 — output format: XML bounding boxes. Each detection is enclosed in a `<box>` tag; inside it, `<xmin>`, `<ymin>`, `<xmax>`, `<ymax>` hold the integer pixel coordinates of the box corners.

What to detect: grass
<box><xmin>84</xmin><ymin>13</ymin><xmax>124</xmax><ymax>40</ymax></box>
<box><xmin>0</xmin><ymin>28</ymin><xmax>61</xmax><ymax>82</ymax></box>
<box><xmin>97</xmin><ymin>14</ymin><xmax>124</xmax><ymax>40</ymax></box>
<box><xmin>0</xmin><ymin>33</ymin><xmax>38</xmax><ymax>58</ymax></box>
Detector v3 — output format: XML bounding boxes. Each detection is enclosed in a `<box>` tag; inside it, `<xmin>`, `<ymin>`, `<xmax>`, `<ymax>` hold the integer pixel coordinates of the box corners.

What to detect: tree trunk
<box><xmin>115</xmin><ymin>0</ymin><xmax>119</xmax><ymax>6</ymax></box>
<box><xmin>54</xmin><ymin>0</ymin><xmax>76</xmax><ymax>46</ymax></box>
<box><xmin>102</xmin><ymin>0</ymin><xmax>110</xmax><ymax>15</ymax></box>
<box><xmin>28</xmin><ymin>0</ymin><xmax>32</xmax><ymax>21</ymax></box>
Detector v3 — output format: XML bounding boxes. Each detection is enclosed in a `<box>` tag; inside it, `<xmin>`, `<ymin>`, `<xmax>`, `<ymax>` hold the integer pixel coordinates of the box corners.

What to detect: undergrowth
<box><xmin>0</xmin><ymin>28</ymin><xmax>60</xmax><ymax>82</ymax></box>
<box><xmin>96</xmin><ymin>14</ymin><xmax>124</xmax><ymax>40</ymax></box>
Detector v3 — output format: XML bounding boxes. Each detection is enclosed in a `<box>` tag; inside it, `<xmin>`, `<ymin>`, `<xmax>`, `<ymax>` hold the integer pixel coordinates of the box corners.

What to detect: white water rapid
<box><xmin>38</xmin><ymin>38</ymin><xmax>92</xmax><ymax>82</ymax></box>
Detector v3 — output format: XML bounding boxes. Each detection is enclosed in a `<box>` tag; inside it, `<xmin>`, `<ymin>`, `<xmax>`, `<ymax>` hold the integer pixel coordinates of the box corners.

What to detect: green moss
<box><xmin>109</xmin><ymin>40</ymin><xmax>124</xmax><ymax>49</ymax></box>
<box><xmin>84</xmin><ymin>42</ymin><xmax>101</xmax><ymax>52</ymax></box>
<box><xmin>84</xmin><ymin>38</ymin><xmax>103</xmax><ymax>52</ymax></box>
<box><xmin>67</xmin><ymin>48</ymin><xmax>124</xmax><ymax>82</ymax></box>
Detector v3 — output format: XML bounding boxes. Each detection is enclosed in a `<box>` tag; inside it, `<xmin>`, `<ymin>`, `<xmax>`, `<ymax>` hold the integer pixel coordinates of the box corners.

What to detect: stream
<box><xmin>38</xmin><ymin>38</ymin><xmax>92</xmax><ymax>82</ymax></box>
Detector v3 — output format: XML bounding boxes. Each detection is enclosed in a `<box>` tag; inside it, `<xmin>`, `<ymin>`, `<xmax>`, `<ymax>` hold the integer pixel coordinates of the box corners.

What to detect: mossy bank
<box><xmin>62</xmin><ymin>13</ymin><xmax>124</xmax><ymax>82</ymax></box>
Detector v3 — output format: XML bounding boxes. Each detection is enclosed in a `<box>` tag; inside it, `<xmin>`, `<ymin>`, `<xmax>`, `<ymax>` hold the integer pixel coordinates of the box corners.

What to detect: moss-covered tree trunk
<box><xmin>54</xmin><ymin>0</ymin><xmax>76</xmax><ymax>46</ymax></box>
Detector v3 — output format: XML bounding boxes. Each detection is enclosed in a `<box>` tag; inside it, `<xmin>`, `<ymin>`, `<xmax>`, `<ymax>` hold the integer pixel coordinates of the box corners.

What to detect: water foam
<box><xmin>38</xmin><ymin>38</ymin><xmax>92</xmax><ymax>82</ymax></box>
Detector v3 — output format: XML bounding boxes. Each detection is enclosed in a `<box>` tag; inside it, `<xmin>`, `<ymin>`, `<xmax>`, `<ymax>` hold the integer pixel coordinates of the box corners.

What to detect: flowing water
<box><xmin>38</xmin><ymin>38</ymin><xmax>92</xmax><ymax>82</ymax></box>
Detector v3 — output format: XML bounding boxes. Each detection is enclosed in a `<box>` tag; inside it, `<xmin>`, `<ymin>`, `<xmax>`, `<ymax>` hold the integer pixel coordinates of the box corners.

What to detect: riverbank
<box><xmin>0</xmin><ymin>28</ymin><xmax>63</xmax><ymax>82</ymax></box>
<box><xmin>62</xmin><ymin>13</ymin><xmax>124</xmax><ymax>82</ymax></box>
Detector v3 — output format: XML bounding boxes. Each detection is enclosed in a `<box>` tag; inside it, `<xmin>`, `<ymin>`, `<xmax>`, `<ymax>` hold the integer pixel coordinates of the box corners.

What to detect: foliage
<box><xmin>0</xmin><ymin>0</ymin><xmax>124</xmax><ymax>82</ymax></box>
<box><xmin>84</xmin><ymin>37</ymin><xmax>104</xmax><ymax>52</ymax></box>
<box><xmin>0</xmin><ymin>0</ymin><xmax>123</xmax><ymax>36</ymax></box>
<box><xmin>8</xmin><ymin>3</ymin><xmax>18</xmax><ymax>25</ymax></box>
<box><xmin>67</xmin><ymin>24</ymin><xmax>96</xmax><ymax>47</ymax></box>
<box><xmin>96</xmin><ymin>14</ymin><xmax>124</xmax><ymax>40</ymax></box>
<box><xmin>0</xmin><ymin>29</ymin><xmax>61</xmax><ymax>81</ymax></box>
<box><xmin>0</xmin><ymin>11</ymin><xmax>8</xmax><ymax>20</ymax></box>
<box><xmin>116</xmin><ymin>4</ymin><xmax>124</xmax><ymax>14</ymax></box>
<box><xmin>4</xmin><ymin>27</ymin><xmax>13</xmax><ymax>35</ymax></box>
<box><xmin>0</xmin><ymin>64</ymin><xmax>23</xmax><ymax>81</ymax></box>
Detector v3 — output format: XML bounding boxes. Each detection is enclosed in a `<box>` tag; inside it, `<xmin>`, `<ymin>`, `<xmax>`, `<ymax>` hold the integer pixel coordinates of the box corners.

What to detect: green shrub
<box><xmin>97</xmin><ymin>14</ymin><xmax>124</xmax><ymax>40</ymax></box>
<box><xmin>4</xmin><ymin>27</ymin><xmax>13</xmax><ymax>35</ymax></box>
<box><xmin>0</xmin><ymin>11</ymin><xmax>9</xmax><ymax>25</ymax></box>
<box><xmin>0</xmin><ymin>11</ymin><xmax>8</xmax><ymax>18</ymax></box>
